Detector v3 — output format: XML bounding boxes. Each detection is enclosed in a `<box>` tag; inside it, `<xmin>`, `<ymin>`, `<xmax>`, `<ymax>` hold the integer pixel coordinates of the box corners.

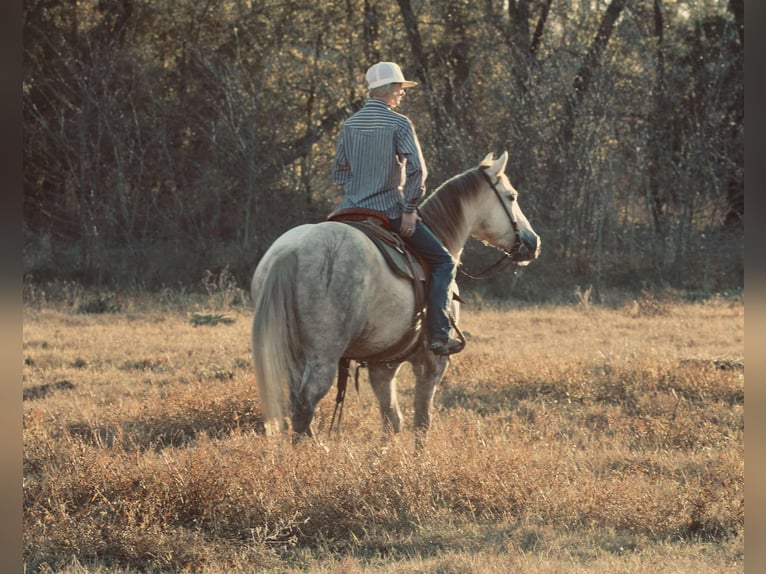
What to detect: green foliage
<box><xmin>22</xmin><ymin>0</ymin><xmax>743</xmax><ymax>297</ymax></box>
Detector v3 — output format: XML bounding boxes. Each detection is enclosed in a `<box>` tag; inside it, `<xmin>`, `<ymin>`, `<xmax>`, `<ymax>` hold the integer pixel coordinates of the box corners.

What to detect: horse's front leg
<box><xmin>368</xmin><ymin>362</ymin><xmax>403</xmax><ymax>434</ymax></box>
<box><xmin>410</xmin><ymin>348</ymin><xmax>449</xmax><ymax>448</ymax></box>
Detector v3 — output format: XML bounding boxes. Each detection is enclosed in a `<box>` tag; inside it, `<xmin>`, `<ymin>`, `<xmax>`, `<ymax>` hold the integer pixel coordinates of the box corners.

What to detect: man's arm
<box><xmin>332</xmin><ymin>130</ymin><xmax>351</xmax><ymax>186</ymax></box>
<box><xmin>397</xmin><ymin>119</ymin><xmax>428</xmax><ymax>212</ymax></box>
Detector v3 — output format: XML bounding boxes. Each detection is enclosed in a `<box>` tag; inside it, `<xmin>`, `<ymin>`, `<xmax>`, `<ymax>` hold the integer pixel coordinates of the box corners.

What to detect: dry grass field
<box><xmin>22</xmin><ymin>286</ymin><xmax>744</xmax><ymax>573</ymax></box>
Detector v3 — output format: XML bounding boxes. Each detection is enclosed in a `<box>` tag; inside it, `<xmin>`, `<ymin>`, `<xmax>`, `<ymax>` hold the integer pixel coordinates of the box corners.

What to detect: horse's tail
<box><xmin>251</xmin><ymin>251</ymin><xmax>304</xmax><ymax>434</ymax></box>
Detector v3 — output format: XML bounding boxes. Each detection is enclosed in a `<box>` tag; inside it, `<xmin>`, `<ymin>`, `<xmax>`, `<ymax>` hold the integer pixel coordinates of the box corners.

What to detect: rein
<box><xmin>458</xmin><ymin>252</ymin><xmax>518</xmax><ymax>280</ymax></box>
<box><xmin>458</xmin><ymin>170</ymin><xmax>523</xmax><ymax>280</ymax></box>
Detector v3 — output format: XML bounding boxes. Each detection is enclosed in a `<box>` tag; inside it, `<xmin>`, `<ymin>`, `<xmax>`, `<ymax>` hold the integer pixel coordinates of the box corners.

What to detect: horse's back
<box><xmin>251</xmin><ymin>221</ymin><xmax>415</xmax><ymax>357</ymax></box>
<box><xmin>252</xmin><ymin>222</ymin><xmax>374</xmax><ymax>297</ymax></box>
<box><xmin>250</xmin><ymin>224</ymin><xmax>315</xmax><ymax>291</ymax></box>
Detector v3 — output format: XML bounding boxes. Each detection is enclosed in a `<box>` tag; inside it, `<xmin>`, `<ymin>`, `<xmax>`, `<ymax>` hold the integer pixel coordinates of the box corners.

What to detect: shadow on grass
<box><xmin>65</xmin><ymin>398</ymin><xmax>267</xmax><ymax>451</ymax></box>
<box><xmin>23</xmin><ymin>380</ymin><xmax>76</xmax><ymax>401</ymax></box>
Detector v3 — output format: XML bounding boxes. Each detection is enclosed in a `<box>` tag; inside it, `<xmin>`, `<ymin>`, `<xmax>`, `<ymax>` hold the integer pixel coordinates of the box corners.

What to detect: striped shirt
<box><xmin>332</xmin><ymin>98</ymin><xmax>428</xmax><ymax>219</ymax></box>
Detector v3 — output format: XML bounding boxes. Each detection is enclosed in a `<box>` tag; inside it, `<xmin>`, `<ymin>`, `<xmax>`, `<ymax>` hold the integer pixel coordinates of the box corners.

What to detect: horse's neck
<box><xmin>423</xmin><ymin>208</ymin><xmax>472</xmax><ymax>260</ymax></box>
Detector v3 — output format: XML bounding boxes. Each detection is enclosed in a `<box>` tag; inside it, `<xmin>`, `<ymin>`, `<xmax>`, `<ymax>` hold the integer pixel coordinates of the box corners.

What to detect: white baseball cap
<box><xmin>365</xmin><ymin>62</ymin><xmax>418</xmax><ymax>90</ymax></box>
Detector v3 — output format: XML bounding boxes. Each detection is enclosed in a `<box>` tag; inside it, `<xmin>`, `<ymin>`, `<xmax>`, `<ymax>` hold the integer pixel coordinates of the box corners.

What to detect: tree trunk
<box><xmin>560</xmin><ymin>0</ymin><xmax>629</xmax><ymax>145</ymax></box>
<box><xmin>724</xmin><ymin>0</ymin><xmax>744</xmax><ymax>229</ymax></box>
<box><xmin>396</xmin><ymin>0</ymin><xmax>451</xmax><ymax>167</ymax></box>
<box><xmin>648</xmin><ymin>0</ymin><xmax>670</xmax><ymax>235</ymax></box>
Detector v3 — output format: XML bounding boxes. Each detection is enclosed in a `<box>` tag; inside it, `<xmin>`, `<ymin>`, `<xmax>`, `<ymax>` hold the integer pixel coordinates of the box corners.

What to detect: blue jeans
<box><xmin>391</xmin><ymin>217</ymin><xmax>456</xmax><ymax>342</ymax></box>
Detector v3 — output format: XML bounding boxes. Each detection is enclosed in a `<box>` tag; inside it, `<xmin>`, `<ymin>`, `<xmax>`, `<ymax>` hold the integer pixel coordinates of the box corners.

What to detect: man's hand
<box><xmin>400</xmin><ymin>211</ymin><xmax>420</xmax><ymax>237</ymax></box>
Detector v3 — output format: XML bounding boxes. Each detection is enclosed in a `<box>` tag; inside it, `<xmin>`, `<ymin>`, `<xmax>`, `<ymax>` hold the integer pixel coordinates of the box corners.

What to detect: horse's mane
<box><xmin>419</xmin><ymin>165</ymin><xmax>488</xmax><ymax>252</ymax></box>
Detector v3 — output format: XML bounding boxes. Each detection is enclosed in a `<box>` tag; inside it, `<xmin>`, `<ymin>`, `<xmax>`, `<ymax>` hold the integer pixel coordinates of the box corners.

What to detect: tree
<box><xmin>723</xmin><ymin>0</ymin><xmax>744</xmax><ymax>229</ymax></box>
<box><xmin>22</xmin><ymin>0</ymin><xmax>743</xmax><ymax>293</ymax></box>
<box><xmin>560</xmin><ymin>0</ymin><xmax>630</xmax><ymax>146</ymax></box>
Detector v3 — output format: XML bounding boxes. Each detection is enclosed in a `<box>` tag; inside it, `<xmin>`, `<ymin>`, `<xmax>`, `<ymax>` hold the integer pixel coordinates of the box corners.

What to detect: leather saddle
<box><xmin>326</xmin><ymin>207</ymin><xmax>428</xmax><ymax>364</ymax></box>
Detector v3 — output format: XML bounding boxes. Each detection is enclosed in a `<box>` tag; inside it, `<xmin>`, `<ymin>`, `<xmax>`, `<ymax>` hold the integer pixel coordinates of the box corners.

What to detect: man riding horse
<box><xmin>331</xmin><ymin>62</ymin><xmax>464</xmax><ymax>357</ymax></box>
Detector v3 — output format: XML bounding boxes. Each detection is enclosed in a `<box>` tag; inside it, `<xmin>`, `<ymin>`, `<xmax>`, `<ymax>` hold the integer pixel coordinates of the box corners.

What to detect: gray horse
<box><xmin>251</xmin><ymin>152</ymin><xmax>540</xmax><ymax>443</ymax></box>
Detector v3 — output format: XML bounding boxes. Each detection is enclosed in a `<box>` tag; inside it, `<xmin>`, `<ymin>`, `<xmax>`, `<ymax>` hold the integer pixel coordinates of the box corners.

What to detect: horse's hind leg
<box><xmin>411</xmin><ymin>348</ymin><xmax>449</xmax><ymax>447</ymax></box>
<box><xmin>368</xmin><ymin>362</ymin><xmax>404</xmax><ymax>434</ymax></box>
<box><xmin>290</xmin><ymin>359</ymin><xmax>338</xmax><ymax>437</ymax></box>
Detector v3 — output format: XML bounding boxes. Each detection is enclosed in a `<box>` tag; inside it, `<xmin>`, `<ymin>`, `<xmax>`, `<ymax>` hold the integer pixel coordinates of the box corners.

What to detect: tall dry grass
<box><xmin>23</xmin><ymin>290</ymin><xmax>744</xmax><ymax>573</ymax></box>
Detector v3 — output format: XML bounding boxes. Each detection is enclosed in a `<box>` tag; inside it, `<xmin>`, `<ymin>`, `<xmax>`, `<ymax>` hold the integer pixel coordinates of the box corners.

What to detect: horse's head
<box><xmin>475</xmin><ymin>151</ymin><xmax>541</xmax><ymax>265</ymax></box>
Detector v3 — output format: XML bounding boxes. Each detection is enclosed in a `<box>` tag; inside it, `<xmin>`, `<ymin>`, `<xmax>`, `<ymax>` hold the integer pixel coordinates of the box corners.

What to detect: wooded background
<box><xmin>22</xmin><ymin>0</ymin><xmax>744</xmax><ymax>301</ymax></box>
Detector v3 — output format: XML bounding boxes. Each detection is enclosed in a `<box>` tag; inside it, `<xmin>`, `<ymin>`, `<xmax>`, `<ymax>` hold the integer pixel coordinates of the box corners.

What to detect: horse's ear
<box><xmin>480</xmin><ymin>152</ymin><xmax>494</xmax><ymax>167</ymax></box>
<box><xmin>487</xmin><ymin>151</ymin><xmax>509</xmax><ymax>176</ymax></box>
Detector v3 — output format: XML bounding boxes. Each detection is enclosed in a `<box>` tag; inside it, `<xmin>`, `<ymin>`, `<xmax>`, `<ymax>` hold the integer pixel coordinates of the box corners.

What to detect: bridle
<box><xmin>458</xmin><ymin>169</ymin><xmax>523</xmax><ymax>280</ymax></box>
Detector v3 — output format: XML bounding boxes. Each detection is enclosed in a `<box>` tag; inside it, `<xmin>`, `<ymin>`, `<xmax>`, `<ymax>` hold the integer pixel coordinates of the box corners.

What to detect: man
<box><xmin>332</xmin><ymin>61</ymin><xmax>462</xmax><ymax>356</ymax></box>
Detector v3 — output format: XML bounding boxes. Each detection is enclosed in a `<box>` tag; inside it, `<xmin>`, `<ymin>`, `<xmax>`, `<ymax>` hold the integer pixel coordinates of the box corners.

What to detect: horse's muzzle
<box><xmin>512</xmin><ymin>236</ymin><xmax>541</xmax><ymax>265</ymax></box>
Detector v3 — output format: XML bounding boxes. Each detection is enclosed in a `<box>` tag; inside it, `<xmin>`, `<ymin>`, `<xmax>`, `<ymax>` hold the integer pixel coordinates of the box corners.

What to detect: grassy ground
<box><xmin>22</xmin><ymin>289</ymin><xmax>744</xmax><ymax>573</ymax></box>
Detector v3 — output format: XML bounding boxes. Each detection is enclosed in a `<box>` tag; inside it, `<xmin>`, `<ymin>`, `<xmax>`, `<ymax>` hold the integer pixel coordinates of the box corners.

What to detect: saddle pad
<box><xmin>341</xmin><ymin>220</ymin><xmax>426</xmax><ymax>284</ymax></box>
